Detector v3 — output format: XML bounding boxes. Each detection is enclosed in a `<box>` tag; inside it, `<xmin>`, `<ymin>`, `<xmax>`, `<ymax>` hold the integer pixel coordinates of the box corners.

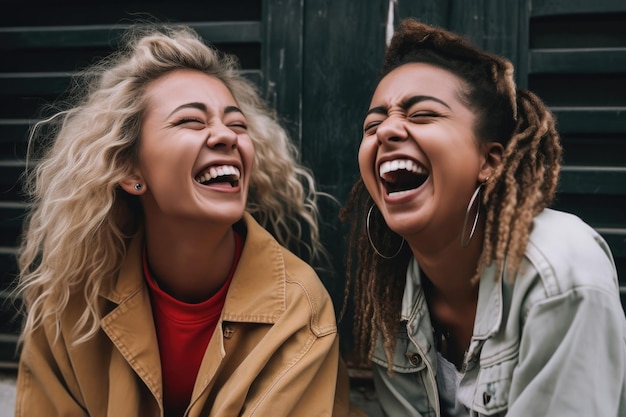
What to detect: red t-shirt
<box><xmin>143</xmin><ymin>231</ymin><xmax>243</xmax><ymax>417</ymax></box>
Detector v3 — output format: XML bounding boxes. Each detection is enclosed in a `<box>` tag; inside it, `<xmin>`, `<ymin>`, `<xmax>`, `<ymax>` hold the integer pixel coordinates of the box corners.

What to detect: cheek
<box><xmin>358</xmin><ymin>139</ymin><xmax>379</xmax><ymax>195</ymax></box>
<box><xmin>357</xmin><ymin>138</ymin><xmax>375</xmax><ymax>176</ymax></box>
<box><xmin>427</xmin><ymin>129</ymin><xmax>481</xmax><ymax>168</ymax></box>
<box><xmin>137</xmin><ymin>139</ymin><xmax>190</xmax><ymax>185</ymax></box>
<box><xmin>240</xmin><ymin>135</ymin><xmax>255</xmax><ymax>171</ymax></box>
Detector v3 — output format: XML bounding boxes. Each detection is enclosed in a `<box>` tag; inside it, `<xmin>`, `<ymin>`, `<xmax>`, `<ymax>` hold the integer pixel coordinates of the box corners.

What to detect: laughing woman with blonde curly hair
<box><xmin>14</xmin><ymin>23</ymin><xmax>360</xmax><ymax>417</ymax></box>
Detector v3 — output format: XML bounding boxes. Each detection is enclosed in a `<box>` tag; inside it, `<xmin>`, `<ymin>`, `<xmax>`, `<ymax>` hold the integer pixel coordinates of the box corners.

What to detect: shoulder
<box><xmin>524</xmin><ymin>208</ymin><xmax>618</xmax><ymax>292</ymax></box>
<box><xmin>279</xmin><ymin>242</ymin><xmax>338</xmax><ymax>337</ymax></box>
<box><xmin>529</xmin><ymin>208</ymin><xmax>606</xmax><ymax>251</ymax></box>
<box><xmin>510</xmin><ymin>209</ymin><xmax>621</xmax><ymax>320</ymax></box>
<box><xmin>239</xmin><ymin>213</ymin><xmax>337</xmax><ymax>337</ymax></box>
<box><xmin>241</xmin><ymin>212</ymin><xmax>328</xmax><ymax>294</ymax></box>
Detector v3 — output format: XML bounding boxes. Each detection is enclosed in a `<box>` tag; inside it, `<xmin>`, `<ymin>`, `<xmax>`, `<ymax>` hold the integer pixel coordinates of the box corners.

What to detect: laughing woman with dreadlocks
<box><xmin>340</xmin><ymin>19</ymin><xmax>626</xmax><ymax>416</ymax></box>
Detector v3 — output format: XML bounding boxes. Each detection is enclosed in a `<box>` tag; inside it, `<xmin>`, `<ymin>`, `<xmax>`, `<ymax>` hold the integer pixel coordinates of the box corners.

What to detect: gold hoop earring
<box><xmin>366</xmin><ymin>204</ymin><xmax>405</xmax><ymax>259</ymax></box>
<box><xmin>460</xmin><ymin>179</ymin><xmax>487</xmax><ymax>247</ymax></box>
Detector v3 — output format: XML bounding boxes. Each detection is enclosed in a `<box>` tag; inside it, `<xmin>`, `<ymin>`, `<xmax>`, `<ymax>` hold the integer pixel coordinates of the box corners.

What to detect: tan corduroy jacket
<box><xmin>15</xmin><ymin>213</ymin><xmax>360</xmax><ymax>417</ymax></box>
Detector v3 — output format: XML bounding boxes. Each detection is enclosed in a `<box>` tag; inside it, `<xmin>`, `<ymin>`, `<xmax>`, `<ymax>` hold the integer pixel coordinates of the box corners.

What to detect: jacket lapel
<box><xmin>221</xmin><ymin>213</ymin><xmax>286</xmax><ymax>323</ymax></box>
<box><xmin>189</xmin><ymin>213</ymin><xmax>287</xmax><ymax>413</ymax></box>
<box><xmin>99</xmin><ymin>232</ymin><xmax>163</xmax><ymax>404</ymax></box>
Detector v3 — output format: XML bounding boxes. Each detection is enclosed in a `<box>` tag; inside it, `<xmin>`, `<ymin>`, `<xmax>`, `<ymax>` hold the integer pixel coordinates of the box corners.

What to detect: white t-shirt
<box><xmin>436</xmin><ymin>352</ymin><xmax>470</xmax><ymax>417</ymax></box>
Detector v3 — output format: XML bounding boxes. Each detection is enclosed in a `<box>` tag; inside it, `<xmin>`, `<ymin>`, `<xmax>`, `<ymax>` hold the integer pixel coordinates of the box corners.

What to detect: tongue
<box><xmin>204</xmin><ymin>176</ymin><xmax>239</xmax><ymax>187</ymax></box>
<box><xmin>383</xmin><ymin>170</ymin><xmax>428</xmax><ymax>193</ymax></box>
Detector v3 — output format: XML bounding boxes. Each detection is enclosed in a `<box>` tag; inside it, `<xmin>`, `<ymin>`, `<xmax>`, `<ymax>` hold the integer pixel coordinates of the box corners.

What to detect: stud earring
<box><xmin>134</xmin><ymin>183</ymin><xmax>142</xmax><ymax>191</ymax></box>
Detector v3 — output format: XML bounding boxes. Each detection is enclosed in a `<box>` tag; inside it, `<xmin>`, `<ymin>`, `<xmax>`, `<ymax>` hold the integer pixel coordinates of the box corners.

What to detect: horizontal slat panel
<box><xmin>240</xmin><ymin>69</ymin><xmax>262</xmax><ymax>87</ymax></box>
<box><xmin>552</xmin><ymin>193</ymin><xmax>626</xmax><ymax>228</ymax></box>
<box><xmin>529</xmin><ymin>74</ymin><xmax>626</xmax><ymax>107</ymax></box>
<box><xmin>597</xmin><ymin>228</ymin><xmax>626</xmax><ymax>258</ymax></box>
<box><xmin>551</xmin><ymin>108</ymin><xmax>626</xmax><ymax>134</ymax></box>
<box><xmin>0</xmin><ymin>293</ymin><xmax>22</xmax><ymax>332</ymax></box>
<box><xmin>0</xmin><ymin>2</ymin><xmax>262</xmax><ymax>28</ymax></box>
<box><xmin>0</xmin><ymin>162</ymin><xmax>26</xmax><ymax>202</ymax></box>
<box><xmin>531</xmin><ymin>0</ymin><xmax>626</xmax><ymax>17</ymax></box>
<box><xmin>0</xmin><ymin>22</ymin><xmax>262</xmax><ymax>49</ymax></box>
<box><xmin>0</xmin><ymin>73</ymin><xmax>70</xmax><ymax>96</ymax></box>
<box><xmin>0</xmin><ymin>205</ymin><xmax>26</xmax><ymax>247</ymax></box>
<box><xmin>529</xmin><ymin>48</ymin><xmax>626</xmax><ymax>73</ymax></box>
<box><xmin>0</xmin><ymin>120</ymin><xmax>31</xmax><ymax>144</ymax></box>
<box><xmin>558</xmin><ymin>166</ymin><xmax>626</xmax><ymax>195</ymax></box>
<box><xmin>560</xmin><ymin>135</ymin><xmax>626</xmax><ymax>166</ymax></box>
<box><xmin>0</xmin><ymin>249</ymin><xmax>18</xmax><ymax>284</ymax></box>
<box><xmin>193</xmin><ymin>22</ymin><xmax>262</xmax><ymax>43</ymax></box>
<box><xmin>0</xmin><ymin>69</ymin><xmax>263</xmax><ymax>97</ymax></box>
<box><xmin>0</xmin><ymin>249</ymin><xmax>19</xmax><ymax>294</ymax></box>
<box><xmin>0</xmin><ymin>333</ymin><xmax>20</xmax><ymax>370</ymax></box>
<box><xmin>614</xmin><ymin>256</ymin><xmax>625</xmax><ymax>279</ymax></box>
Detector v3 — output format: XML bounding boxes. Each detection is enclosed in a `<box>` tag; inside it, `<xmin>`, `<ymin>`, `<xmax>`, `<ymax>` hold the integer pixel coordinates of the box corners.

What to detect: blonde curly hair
<box><xmin>17</xmin><ymin>24</ymin><xmax>329</xmax><ymax>344</ymax></box>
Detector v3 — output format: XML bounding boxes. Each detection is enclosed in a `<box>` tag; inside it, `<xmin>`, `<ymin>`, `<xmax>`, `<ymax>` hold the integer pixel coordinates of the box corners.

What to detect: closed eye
<box><xmin>228</xmin><ymin>122</ymin><xmax>248</xmax><ymax>133</ymax></box>
<box><xmin>173</xmin><ymin>117</ymin><xmax>205</xmax><ymax>126</ymax></box>
<box><xmin>408</xmin><ymin>112</ymin><xmax>440</xmax><ymax>123</ymax></box>
<box><xmin>225</xmin><ymin>114</ymin><xmax>248</xmax><ymax>132</ymax></box>
<box><xmin>364</xmin><ymin>120</ymin><xmax>382</xmax><ymax>135</ymax></box>
<box><xmin>409</xmin><ymin>111</ymin><xmax>439</xmax><ymax>118</ymax></box>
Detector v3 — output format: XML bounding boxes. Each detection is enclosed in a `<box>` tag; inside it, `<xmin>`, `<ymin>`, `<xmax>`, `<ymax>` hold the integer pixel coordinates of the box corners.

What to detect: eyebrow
<box><xmin>167</xmin><ymin>102</ymin><xmax>244</xmax><ymax>118</ymax></box>
<box><xmin>224</xmin><ymin>105</ymin><xmax>244</xmax><ymax>115</ymax></box>
<box><xmin>168</xmin><ymin>102</ymin><xmax>206</xmax><ymax>118</ymax></box>
<box><xmin>365</xmin><ymin>95</ymin><xmax>451</xmax><ymax>117</ymax></box>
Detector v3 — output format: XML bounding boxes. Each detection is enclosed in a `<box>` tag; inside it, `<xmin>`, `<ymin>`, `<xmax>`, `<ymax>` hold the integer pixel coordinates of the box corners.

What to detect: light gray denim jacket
<box><xmin>372</xmin><ymin>208</ymin><xmax>626</xmax><ymax>417</ymax></box>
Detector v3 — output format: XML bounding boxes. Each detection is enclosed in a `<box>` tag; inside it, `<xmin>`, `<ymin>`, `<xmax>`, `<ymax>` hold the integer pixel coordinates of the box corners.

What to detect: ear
<box><xmin>479</xmin><ymin>142</ymin><xmax>504</xmax><ymax>182</ymax></box>
<box><xmin>119</xmin><ymin>175</ymin><xmax>146</xmax><ymax>195</ymax></box>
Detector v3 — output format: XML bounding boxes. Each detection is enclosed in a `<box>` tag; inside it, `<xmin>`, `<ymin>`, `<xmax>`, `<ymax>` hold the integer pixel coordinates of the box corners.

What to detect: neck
<box><xmin>143</xmin><ymin>219</ymin><xmax>237</xmax><ymax>303</ymax></box>
<box><xmin>408</xmin><ymin>223</ymin><xmax>484</xmax><ymax>367</ymax></box>
<box><xmin>413</xmin><ymin>236</ymin><xmax>482</xmax><ymax>300</ymax></box>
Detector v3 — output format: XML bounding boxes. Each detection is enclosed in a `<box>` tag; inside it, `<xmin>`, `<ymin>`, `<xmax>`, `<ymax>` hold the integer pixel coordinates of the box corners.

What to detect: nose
<box><xmin>376</xmin><ymin>116</ymin><xmax>408</xmax><ymax>145</ymax></box>
<box><xmin>206</xmin><ymin>122</ymin><xmax>238</xmax><ymax>150</ymax></box>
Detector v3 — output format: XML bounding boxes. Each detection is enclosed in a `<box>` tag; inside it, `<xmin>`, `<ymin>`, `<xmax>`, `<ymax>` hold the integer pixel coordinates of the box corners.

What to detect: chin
<box><xmin>385</xmin><ymin>215</ymin><xmax>423</xmax><ymax>237</ymax></box>
<box><xmin>219</xmin><ymin>208</ymin><xmax>246</xmax><ymax>224</ymax></box>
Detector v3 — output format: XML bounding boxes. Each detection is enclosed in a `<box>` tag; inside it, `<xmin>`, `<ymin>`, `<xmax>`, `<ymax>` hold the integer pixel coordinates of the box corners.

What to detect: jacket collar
<box><xmin>221</xmin><ymin>212</ymin><xmax>286</xmax><ymax>323</ymax></box>
<box><xmin>97</xmin><ymin>212</ymin><xmax>288</xmax><ymax>403</ymax></box>
<box><xmin>401</xmin><ymin>257</ymin><xmax>504</xmax><ymax>340</ymax></box>
<box><xmin>100</xmin><ymin>211</ymin><xmax>286</xmax><ymax>322</ymax></box>
<box><xmin>472</xmin><ymin>263</ymin><xmax>503</xmax><ymax>339</ymax></box>
<box><xmin>100</xmin><ymin>227</ymin><xmax>145</xmax><ymax>304</ymax></box>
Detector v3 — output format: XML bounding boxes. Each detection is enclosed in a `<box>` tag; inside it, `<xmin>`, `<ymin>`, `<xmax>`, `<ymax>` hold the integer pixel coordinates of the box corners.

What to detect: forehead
<box><xmin>145</xmin><ymin>69</ymin><xmax>237</xmax><ymax>110</ymax></box>
<box><xmin>371</xmin><ymin>62</ymin><xmax>464</xmax><ymax>104</ymax></box>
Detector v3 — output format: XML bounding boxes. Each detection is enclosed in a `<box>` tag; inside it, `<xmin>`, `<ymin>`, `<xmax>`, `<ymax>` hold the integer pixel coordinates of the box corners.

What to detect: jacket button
<box><xmin>407</xmin><ymin>353</ymin><xmax>421</xmax><ymax>366</ymax></box>
<box><xmin>223</xmin><ymin>324</ymin><xmax>234</xmax><ymax>339</ymax></box>
<box><xmin>483</xmin><ymin>392</ymin><xmax>491</xmax><ymax>405</ymax></box>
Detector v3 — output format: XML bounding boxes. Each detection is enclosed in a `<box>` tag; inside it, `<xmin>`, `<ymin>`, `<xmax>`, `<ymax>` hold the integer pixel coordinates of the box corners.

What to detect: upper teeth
<box><xmin>195</xmin><ymin>165</ymin><xmax>240</xmax><ymax>183</ymax></box>
<box><xmin>379</xmin><ymin>159</ymin><xmax>426</xmax><ymax>177</ymax></box>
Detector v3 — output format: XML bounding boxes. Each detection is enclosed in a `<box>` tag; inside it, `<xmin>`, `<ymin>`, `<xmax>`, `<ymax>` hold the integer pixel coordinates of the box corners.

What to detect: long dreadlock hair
<box><xmin>339</xmin><ymin>18</ymin><xmax>562</xmax><ymax>369</ymax></box>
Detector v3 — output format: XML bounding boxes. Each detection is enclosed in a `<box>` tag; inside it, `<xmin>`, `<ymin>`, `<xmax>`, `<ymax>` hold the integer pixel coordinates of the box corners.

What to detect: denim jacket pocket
<box><xmin>372</xmin><ymin>331</ymin><xmax>429</xmax><ymax>373</ymax></box>
<box><xmin>470</xmin><ymin>356</ymin><xmax>517</xmax><ymax>416</ymax></box>
<box><xmin>372</xmin><ymin>333</ymin><xmax>436</xmax><ymax>417</ymax></box>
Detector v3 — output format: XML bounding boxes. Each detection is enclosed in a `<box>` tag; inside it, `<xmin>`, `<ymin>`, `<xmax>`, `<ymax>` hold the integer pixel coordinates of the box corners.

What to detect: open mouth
<box><xmin>194</xmin><ymin>165</ymin><xmax>241</xmax><ymax>187</ymax></box>
<box><xmin>379</xmin><ymin>159</ymin><xmax>428</xmax><ymax>195</ymax></box>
